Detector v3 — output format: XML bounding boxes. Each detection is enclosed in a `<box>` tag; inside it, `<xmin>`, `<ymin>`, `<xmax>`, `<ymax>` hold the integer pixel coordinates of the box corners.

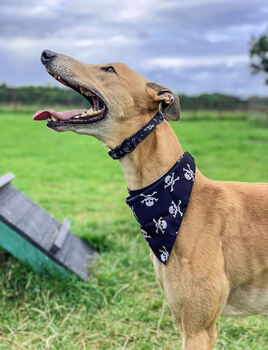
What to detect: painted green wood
<box><xmin>0</xmin><ymin>220</ymin><xmax>69</xmax><ymax>277</ymax></box>
<box><xmin>0</xmin><ymin>180</ymin><xmax>97</xmax><ymax>280</ymax></box>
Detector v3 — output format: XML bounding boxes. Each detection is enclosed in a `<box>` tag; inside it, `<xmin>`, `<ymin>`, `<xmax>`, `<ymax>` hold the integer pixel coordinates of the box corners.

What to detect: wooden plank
<box><xmin>0</xmin><ymin>184</ymin><xmax>19</xmax><ymax>207</ymax></box>
<box><xmin>16</xmin><ymin>203</ymin><xmax>59</xmax><ymax>250</ymax></box>
<box><xmin>56</xmin><ymin>232</ymin><xmax>95</xmax><ymax>280</ymax></box>
<box><xmin>50</xmin><ymin>218</ymin><xmax>71</xmax><ymax>253</ymax></box>
<box><xmin>0</xmin><ymin>173</ymin><xmax>15</xmax><ymax>188</ymax></box>
<box><xmin>0</xmin><ymin>190</ymin><xmax>35</xmax><ymax>226</ymax></box>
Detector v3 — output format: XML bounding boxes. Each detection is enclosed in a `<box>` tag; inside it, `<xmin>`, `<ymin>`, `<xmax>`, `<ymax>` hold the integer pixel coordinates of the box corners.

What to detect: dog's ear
<box><xmin>146</xmin><ymin>82</ymin><xmax>180</xmax><ymax>121</ymax></box>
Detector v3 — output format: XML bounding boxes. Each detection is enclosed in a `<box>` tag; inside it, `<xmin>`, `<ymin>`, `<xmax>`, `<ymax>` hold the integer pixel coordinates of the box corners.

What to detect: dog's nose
<box><xmin>41</xmin><ymin>50</ymin><xmax>56</xmax><ymax>65</ymax></box>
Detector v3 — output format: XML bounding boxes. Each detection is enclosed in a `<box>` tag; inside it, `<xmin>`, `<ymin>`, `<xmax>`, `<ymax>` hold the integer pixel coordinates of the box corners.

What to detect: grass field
<box><xmin>0</xmin><ymin>110</ymin><xmax>268</xmax><ymax>350</ymax></box>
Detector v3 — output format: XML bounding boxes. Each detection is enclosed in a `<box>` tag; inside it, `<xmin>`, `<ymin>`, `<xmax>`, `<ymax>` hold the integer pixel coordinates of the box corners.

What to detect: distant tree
<box><xmin>249</xmin><ymin>32</ymin><xmax>268</xmax><ymax>84</ymax></box>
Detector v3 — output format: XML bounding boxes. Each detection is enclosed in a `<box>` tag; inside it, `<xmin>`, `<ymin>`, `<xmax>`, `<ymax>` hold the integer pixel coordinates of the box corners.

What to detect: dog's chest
<box><xmin>222</xmin><ymin>284</ymin><xmax>268</xmax><ymax>317</ymax></box>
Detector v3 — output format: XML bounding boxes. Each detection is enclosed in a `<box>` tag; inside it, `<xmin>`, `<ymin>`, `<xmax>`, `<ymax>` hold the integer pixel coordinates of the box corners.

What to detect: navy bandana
<box><xmin>126</xmin><ymin>152</ymin><xmax>195</xmax><ymax>264</ymax></box>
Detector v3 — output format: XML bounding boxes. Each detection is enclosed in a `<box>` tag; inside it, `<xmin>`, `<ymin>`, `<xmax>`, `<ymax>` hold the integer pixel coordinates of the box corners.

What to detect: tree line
<box><xmin>0</xmin><ymin>83</ymin><xmax>87</xmax><ymax>107</ymax></box>
<box><xmin>1</xmin><ymin>83</ymin><xmax>263</xmax><ymax>110</ymax></box>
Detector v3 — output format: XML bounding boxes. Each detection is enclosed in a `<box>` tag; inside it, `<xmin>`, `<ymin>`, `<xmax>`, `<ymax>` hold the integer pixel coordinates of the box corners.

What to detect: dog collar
<box><xmin>108</xmin><ymin>111</ymin><xmax>164</xmax><ymax>160</ymax></box>
<box><xmin>126</xmin><ymin>152</ymin><xmax>195</xmax><ymax>264</ymax></box>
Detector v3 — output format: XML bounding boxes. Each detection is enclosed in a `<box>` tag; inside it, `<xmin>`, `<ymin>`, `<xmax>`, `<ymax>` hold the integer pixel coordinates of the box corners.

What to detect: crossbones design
<box><xmin>164</xmin><ymin>172</ymin><xmax>180</xmax><ymax>192</ymax></box>
<box><xmin>140</xmin><ymin>191</ymin><xmax>158</xmax><ymax>207</ymax></box>
<box><xmin>159</xmin><ymin>245</ymin><xmax>169</xmax><ymax>262</ymax></box>
<box><xmin>169</xmin><ymin>200</ymin><xmax>183</xmax><ymax>218</ymax></box>
<box><xmin>141</xmin><ymin>229</ymin><xmax>151</xmax><ymax>239</ymax></box>
<box><xmin>183</xmin><ymin>164</ymin><xmax>195</xmax><ymax>181</ymax></box>
<box><xmin>153</xmin><ymin>217</ymin><xmax>167</xmax><ymax>234</ymax></box>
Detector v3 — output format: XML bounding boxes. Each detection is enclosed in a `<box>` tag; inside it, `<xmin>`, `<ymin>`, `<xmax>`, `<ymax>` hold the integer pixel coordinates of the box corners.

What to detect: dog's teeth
<box><xmin>73</xmin><ymin>115</ymin><xmax>80</xmax><ymax>119</ymax></box>
<box><xmin>57</xmin><ymin>75</ymin><xmax>61</xmax><ymax>80</ymax></box>
<box><xmin>79</xmin><ymin>87</ymin><xmax>95</xmax><ymax>97</ymax></box>
<box><xmin>51</xmin><ymin>116</ymin><xmax>57</xmax><ymax>121</ymax></box>
<box><xmin>81</xmin><ymin>112</ymin><xmax>87</xmax><ymax>117</ymax></box>
<box><xmin>53</xmin><ymin>74</ymin><xmax>57</xmax><ymax>79</ymax></box>
<box><xmin>86</xmin><ymin>108</ymin><xmax>94</xmax><ymax>115</ymax></box>
<box><xmin>79</xmin><ymin>87</ymin><xmax>94</xmax><ymax>96</ymax></box>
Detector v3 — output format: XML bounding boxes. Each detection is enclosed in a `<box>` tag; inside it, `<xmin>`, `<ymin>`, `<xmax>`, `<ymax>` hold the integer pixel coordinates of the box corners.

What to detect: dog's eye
<box><xmin>101</xmin><ymin>66</ymin><xmax>116</xmax><ymax>73</ymax></box>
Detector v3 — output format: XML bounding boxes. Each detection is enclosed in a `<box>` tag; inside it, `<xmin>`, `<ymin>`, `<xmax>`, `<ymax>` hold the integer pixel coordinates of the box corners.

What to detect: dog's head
<box><xmin>33</xmin><ymin>50</ymin><xmax>180</xmax><ymax>147</ymax></box>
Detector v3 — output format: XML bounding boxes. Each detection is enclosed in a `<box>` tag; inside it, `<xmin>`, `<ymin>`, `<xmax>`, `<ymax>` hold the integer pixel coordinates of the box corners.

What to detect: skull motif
<box><xmin>169</xmin><ymin>200</ymin><xmax>183</xmax><ymax>218</ymax></box>
<box><xmin>164</xmin><ymin>172</ymin><xmax>180</xmax><ymax>192</ymax></box>
<box><xmin>165</xmin><ymin>175</ymin><xmax>172</xmax><ymax>184</ymax></box>
<box><xmin>153</xmin><ymin>217</ymin><xmax>167</xmax><ymax>234</ymax></box>
<box><xmin>159</xmin><ymin>246</ymin><xmax>169</xmax><ymax>262</ymax></box>
<box><xmin>183</xmin><ymin>164</ymin><xmax>195</xmax><ymax>181</ymax></box>
<box><xmin>140</xmin><ymin>191</ymin><xmax>158</xmax><ymax>207</ymax></box>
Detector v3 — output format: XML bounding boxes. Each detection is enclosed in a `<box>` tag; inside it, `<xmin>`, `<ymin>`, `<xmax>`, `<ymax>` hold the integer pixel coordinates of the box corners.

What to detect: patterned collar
<box><xmin>126</xmin><ymin>152</ymin><xmax>195</xmax><ymax>264</ymax></box>
<box><xmin>108</xmin><ymin>111</ymin><xmax>164</xmax><ymax>160</ymax></box>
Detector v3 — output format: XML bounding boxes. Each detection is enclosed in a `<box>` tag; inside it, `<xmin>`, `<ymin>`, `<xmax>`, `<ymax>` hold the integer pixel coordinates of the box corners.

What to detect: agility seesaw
<box><xmin>0</xmin><ymin>173</ymin><xmax>97</xmax><ymax>280</ymax></box>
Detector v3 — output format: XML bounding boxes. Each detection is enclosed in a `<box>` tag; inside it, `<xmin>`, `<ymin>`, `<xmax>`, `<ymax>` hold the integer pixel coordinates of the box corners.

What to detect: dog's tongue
<box><xmin>33</xmin><ymin>109</ymin><xmax>85</xmax><ymax>121</ymax></box>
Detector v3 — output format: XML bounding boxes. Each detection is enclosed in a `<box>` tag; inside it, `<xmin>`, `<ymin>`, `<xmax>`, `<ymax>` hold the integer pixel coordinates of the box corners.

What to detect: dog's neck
<box><xmin>120</xmin><ymin>117</ymin><xmax>183</xmax><ymax>190</ymax></box>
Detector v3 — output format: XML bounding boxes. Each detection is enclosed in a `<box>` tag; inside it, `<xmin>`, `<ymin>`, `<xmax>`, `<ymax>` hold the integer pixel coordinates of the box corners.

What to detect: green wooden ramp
<box><xmin>0</xmin><ymin>173</ymin><xmax>97</xmax><ymax>280</ymax></box>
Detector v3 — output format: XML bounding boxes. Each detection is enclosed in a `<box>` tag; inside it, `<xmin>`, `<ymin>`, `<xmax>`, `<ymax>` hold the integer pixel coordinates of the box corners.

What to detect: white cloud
<box><xmin>204</xmin><ymin>32</ymin><xmax>233</xmax><ymax>43</ymax></box>
<box><xmin>148</xmin><ymin>55</ymin><xmax>249</xmax><ymax>69</ymax></box>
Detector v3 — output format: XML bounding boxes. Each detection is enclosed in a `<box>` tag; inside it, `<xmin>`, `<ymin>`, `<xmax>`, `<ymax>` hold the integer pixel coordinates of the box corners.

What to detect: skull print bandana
<box><xmin>126</xmin><ymin>152</ymin><xmax>195</xmax><ymax>264</ymax></box>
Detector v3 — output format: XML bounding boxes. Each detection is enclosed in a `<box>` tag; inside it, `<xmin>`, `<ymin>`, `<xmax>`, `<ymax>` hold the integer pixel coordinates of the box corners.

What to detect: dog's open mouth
<box><xmin>33</xmin><ymin>74</ymin><xmax>107</xmax><ymax>127</ymax></box>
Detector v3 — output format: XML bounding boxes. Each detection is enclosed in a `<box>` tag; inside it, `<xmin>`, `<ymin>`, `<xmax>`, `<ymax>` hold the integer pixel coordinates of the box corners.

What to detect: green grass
<box><xmin>0</xmin><ymin>110</ymin><xmax>268</xmax><ymax>350</ymax></box>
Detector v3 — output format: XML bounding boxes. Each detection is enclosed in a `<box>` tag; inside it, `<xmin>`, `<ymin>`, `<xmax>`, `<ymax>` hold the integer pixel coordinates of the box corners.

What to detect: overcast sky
<box><xmin>0</xmin><ymin>0</ymin><xmax>267</xmax><ymax>96</ymax></box>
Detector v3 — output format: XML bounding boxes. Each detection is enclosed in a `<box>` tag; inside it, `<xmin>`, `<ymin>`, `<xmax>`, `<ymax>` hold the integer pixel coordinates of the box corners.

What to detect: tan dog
<box><xmin>34</xmin><ymin>50</ymin><xmax>268</xmax><ymax>350</ymax></box>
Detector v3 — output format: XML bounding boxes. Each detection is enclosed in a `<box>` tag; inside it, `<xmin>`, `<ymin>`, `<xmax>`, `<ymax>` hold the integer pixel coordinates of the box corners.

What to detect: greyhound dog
<box><xmin>34</xmin><ymin>50</ymin><xmax>268</xmax><ymax>350</ymax></box>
